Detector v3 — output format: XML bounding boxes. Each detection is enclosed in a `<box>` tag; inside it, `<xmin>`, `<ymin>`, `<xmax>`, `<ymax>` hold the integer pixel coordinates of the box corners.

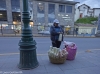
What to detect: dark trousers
<box><xmin>52</xmin><ymin>40</ymin><xmax>61</xmax><ymax>48</ymax></box>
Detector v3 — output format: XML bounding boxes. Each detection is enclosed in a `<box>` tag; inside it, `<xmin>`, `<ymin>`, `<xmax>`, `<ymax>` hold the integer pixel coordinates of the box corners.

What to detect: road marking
<box><xmin>0</xmin><ymin>53</ymin><xmax>19</xmax><ymax>56</ymax></box>
<box><xmin>0</xmin><ymin>53</ymin><xmax>47</xmax><ymax>56</ymax></box>
<box><xmin>85</xmin><ymin>49</ymin><xmax>100</xmax><ymax>52</ymax></box>
<box><xmin>37</xmin><ymin>42</ymin><xmax>51</xmax><ymax>43</ymax></box>
<box><xmin>0</xmin><ymin>49</ymin><xmax>100</xmax><ymax>56</ymax></box>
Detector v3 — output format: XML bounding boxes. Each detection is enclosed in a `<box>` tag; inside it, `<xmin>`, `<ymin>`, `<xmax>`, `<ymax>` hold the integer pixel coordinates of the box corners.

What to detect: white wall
<box><xmin>78</xmin><ymin>27</ymin><xmax>92</xmax><ymax>34</ymax></box>
<box><xmin>74</xmin><ymin>8</ymin><xmax>80</xmax><ymax>22</ymax></box>
<box><xmin>74</xmin><ymin>4</ymin><xmax>89</xmax><ymax>22</ymax></box>
<box><xmin>94</xmin><ymin>9</ymin><xmax>100</xmax><ymax>17</ymax></box>
<box><xmin>78</xmin><ymin>27</ymin><xmax>97</xmax><ymax>34</ymax></box>
<box><xmin>78</xmin><ymin>4</ymin><xmax>89</xmax><ymax>17</ymax></box>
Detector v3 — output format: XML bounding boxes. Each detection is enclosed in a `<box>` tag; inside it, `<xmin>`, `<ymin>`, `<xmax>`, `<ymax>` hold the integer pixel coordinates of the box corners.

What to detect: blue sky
<box><xmin>69</xmin><ymin>0</ymin><xmax>100</xmax><ymax>8</ymax></box>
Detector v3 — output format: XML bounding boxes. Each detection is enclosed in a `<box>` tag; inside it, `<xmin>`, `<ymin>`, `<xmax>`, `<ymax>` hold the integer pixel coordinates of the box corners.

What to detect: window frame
<box><xmin>48</xmin><ymin>3</ymin><xmax>55</xmax><ymax>23</ymax></box>
<box><xmin>59</xmin><ymin>4</ymin><xmax>65</xmax><ymax>13</ymax></box>
<box><xmin>66</xmin><ymin>5</ymin><xmax>73</xmax><ymax>13</ymax></box>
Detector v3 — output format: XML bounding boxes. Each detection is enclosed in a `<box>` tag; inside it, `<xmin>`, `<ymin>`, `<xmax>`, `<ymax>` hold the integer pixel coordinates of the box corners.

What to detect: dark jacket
<box><xmin>50</xmin><ymin>26</ymin><xmax>64</xmax><ymax>41</ymax></box>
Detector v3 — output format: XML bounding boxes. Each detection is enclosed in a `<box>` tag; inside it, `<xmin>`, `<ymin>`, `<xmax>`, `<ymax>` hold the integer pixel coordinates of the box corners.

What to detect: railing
<box><xmin>0</xmin><ymin>25</ymin><xmax>97</xmax><ymax>37</ymax></box>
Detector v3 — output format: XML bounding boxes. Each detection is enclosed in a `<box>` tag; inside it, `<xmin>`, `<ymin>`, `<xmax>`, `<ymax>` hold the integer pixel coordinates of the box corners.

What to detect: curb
<box><xmin>0</xmin><ymin>35</ymin><xmax>99</xmax><ymax>38</ymax></box>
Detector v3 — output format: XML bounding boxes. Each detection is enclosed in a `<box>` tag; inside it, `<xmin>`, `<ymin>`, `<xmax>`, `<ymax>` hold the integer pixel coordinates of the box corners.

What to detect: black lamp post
<box><xmin>18</xmin><ymin>0</ymin><xmax>39</xmax><ymax>70</ymax></box>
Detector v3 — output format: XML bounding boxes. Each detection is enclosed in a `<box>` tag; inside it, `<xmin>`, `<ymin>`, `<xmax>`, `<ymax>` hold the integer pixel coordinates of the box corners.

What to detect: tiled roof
<box><xmin>78</xmin><ymin>4</ymin><xmax>90</xmax><ymax>9</ymax></box>
<box><xmin>93</xmin><ymin>8</ymin><xmax>100</xmax><ymax>9</ymax></box>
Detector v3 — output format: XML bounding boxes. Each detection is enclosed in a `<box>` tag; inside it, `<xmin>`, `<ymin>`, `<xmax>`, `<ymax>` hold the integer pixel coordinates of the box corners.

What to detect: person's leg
<box><xmin>76</xmin><ymin>31</ymin><xmax>77</xmax><ymax>35</ymax></box>
<box><xmin>56</xmin><ymin>41</ymin><xmax>61</xmax><ymax>48</ymax></box>
<box><xmin>52</xmin><ymin>41</ymin><xmax>57</xmax><ymax>47</ymax></box>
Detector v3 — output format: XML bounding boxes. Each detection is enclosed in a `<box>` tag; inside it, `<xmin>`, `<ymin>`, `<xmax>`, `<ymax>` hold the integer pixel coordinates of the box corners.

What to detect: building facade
<box><xmin>0</xmin><ymin>0</ymin><xmax>78</xmax><ymax>32</ymax></box>
<box><xmin>0</xmin><ymin>0</ymin><xmax>21</xmax><ymax>30</ymax></box>
<box><xmin>93</xmin><ymin>8</ymin><xmax>100</xmax><ymax>17</ymax></box>
<box><xmin>77</xmin><ymin>4</ymin><xmax>100</xmax><ymax>19</ymax></box>
<box><xmin>78</xmin><ymin>4</ymin><xmax>91</xmax><ymax>18</ymax></box>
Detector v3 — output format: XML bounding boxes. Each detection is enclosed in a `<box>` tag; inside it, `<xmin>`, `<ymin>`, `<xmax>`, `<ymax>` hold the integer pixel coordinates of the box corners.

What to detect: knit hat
<box><xmin>53</xmin><ymin>19</ymin><xmax>59</xmax><ymax>23</ymax></box>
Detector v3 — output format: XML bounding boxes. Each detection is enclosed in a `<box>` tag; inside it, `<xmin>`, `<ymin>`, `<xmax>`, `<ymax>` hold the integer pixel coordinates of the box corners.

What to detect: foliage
<box><xmin>76</xmin><ymin>17</ymin><xmax>98</xmax><ymax>24</ymax></box>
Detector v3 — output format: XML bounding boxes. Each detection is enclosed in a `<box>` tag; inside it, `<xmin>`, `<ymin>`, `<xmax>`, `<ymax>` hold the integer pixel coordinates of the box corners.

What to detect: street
<box><xmin>0</xmin><ymin>37</ymin><xmax>100</xmax><ymax>54</ymax></box>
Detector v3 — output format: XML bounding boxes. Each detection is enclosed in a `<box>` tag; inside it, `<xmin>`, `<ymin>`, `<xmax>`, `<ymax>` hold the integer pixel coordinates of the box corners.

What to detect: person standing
<box><xmin>50</xmin><ymin>19</ymin><xmax>64</xmax><ymax>48</ymax></box>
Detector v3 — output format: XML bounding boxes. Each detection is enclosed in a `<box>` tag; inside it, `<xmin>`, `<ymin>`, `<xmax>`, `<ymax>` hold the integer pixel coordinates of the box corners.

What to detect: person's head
<box><xmin>53</xmin><ymin>19</ymin><xmax>59</xmax><ymax>27</ymax></box>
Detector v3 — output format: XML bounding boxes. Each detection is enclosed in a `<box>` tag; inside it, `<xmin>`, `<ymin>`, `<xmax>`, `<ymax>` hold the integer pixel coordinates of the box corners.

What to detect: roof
<box><xmin>78</xmin><ymin>4</ymin><xmax>90</xmax><ymax>9</ymax></box>
<box><xmin>93</xmin><ymin>8</ymin><xmax>100</xmax><ymax>10</ymax></box>
<box><xmin>31</xmin><ymin>0</ymin><xmax>79</xmax><ymax>5</ymax></box>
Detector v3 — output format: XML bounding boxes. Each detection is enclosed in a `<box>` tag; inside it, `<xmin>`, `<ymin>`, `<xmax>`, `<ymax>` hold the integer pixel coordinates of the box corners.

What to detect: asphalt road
<box><xmin>0</xmin><ymin>37</ymin><xmax>100</xmax><ymax>54</ymax></box>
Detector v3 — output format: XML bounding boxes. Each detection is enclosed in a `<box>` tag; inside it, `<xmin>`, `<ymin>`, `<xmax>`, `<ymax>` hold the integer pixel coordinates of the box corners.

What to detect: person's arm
<box><xmin>60</xmin><ymin>26</ymin><xmax>64</xmax><ymax>34</ymax></box>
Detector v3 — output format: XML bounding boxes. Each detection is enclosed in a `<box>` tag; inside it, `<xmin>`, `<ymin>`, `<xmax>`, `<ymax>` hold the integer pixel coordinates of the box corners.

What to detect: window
<box><xmin>37</xmin><ymin>14</ymin><xmax>45</xmax><ymax>24</ymax></box>
<box><xmin>11</xmin><ymin>0</ymin><xmax>20</xmax><ymax>12</ymax></box>
<box><xmin>0</xmin><ymin>0</ymin><xmax>6</xmax><ymax>10</ymax></box>
<box><xmin>12</xmin><ymin>12</ymin><xmax>21</xmax><ymax>22</ymax></box>
<box><xmin>37</xmin><ymin>2</ymin><xmax>45</xmax><ymax>24</ymax></box>
<box><xmin>37</xmin><ymin>2</ymin><xmax>44</xmax><ymax>13</ymax></box>
<box><xmin>0</xmin><ymin>10</ymin><xmax>7</xmax><ymax>21</ymax></box>
<box><xmin>59</xmin><ymin>5</ymin><xmax>65</xmax><ymax>13</ymax></box>
<box><xmin>66</xmin><ymin>6</ymin><xmax>72</xmax><ymax>13</ymax></box>
<box><xmin>48</xmin><ymin>4</ymin><xmax>55</xmax><ymax>14</ymax></box>
<box><xmin>11</xmin><ymin>0</ymin><xmax>21</xmax><ymax>22</ymax></box>
<box><xmin>48</xmin><ymin>4</ymin><xmax>55</xmax><ymax>23</ymax></box>
<box><xmin>29</xmin><ymin>1</ymin><xmax>33</xmax><ymax>21</ymax></box>
<box><xmin>0</xmin><ymin>0</ymin><xmax>7</xmax><ymax>21</ymax></box>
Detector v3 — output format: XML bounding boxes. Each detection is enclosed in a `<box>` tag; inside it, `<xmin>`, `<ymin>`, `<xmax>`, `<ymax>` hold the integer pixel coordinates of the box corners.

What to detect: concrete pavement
<box><xmin>0</xmin><ymin>37</ymin><xmax>100</xmax><ymax>74</ymax></box>
<box><xmin>0</xmin><ymin>49</ymin><xmax>100</xmax><ymax>74</ymax></box>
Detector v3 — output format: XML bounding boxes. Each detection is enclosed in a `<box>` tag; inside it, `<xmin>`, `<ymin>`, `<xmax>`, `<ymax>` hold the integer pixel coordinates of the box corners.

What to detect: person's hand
<box><xmin>58</xmin><ymin>32</ymin><xmax>60</xmax><ymax>34</ymax></box>
<box><xmin>60</xmin><ymin>32</ymin><xmax>63</xmax><ymax>34</ymax></box>
<box><xmin>58</xmin><ymin>32</ymin><xmax>63</xmax><ymax>34</ymax></box>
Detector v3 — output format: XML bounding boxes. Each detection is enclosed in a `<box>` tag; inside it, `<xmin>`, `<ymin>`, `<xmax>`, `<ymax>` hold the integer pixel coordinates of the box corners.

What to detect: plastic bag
<box><xmin>58</xmin><ymin>34</ymin><xmax>63</xmax><ymax>41</ymax></box>
<box><xmin>63</xmin><ymin>41</ymin><xmax>77</xmax><ymax>60</ymax></box>
<box><xmin>64</xmin><ymin>41</ymin><xmax>75</xmax><ymax>47</ymax></box>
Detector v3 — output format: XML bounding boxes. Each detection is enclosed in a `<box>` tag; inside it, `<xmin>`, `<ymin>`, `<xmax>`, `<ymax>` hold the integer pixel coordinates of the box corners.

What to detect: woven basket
<box><xmin>48</xmin><ymin>55</ymin><xmax>67</xmax><ymax>64</ymax></box>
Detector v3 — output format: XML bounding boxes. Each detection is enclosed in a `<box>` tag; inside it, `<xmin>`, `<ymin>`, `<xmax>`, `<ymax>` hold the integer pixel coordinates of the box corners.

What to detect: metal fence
<box><xmin>0</xmin><ymin>25</ymin><xmax>97</xmax><ymax>37</ymax></box>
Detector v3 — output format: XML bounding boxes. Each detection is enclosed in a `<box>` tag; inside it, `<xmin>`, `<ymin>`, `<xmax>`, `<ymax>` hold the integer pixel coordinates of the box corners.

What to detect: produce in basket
<box><xmin>48</xmin><ymin>46</ymin><xmax>68</xmax><ymax>63</ymax></box>
<box><xmin>48</xmin><ymin>46</ymin><xmax>68</xmax><ymax>57</ymax></box>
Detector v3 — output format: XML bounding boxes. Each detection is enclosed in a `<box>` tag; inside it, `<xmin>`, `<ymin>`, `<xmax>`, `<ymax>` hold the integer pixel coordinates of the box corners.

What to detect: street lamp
<box><xmin>18</xmin><ymin>0</ymin><xmax>39</xmax><ymax>70</ymax></box>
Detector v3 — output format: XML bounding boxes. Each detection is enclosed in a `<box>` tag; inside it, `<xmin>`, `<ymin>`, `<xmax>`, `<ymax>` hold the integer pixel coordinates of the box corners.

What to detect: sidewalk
<box><xmin>0</xmin><ymin>49</ymin><xmax>100</xmax><ymax>74</ymax></box>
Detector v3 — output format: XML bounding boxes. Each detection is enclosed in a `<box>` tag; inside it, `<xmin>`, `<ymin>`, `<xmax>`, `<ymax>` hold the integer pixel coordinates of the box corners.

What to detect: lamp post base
<box><xmin>18</xmin><ymin>49</ymin><xmax>39</xmax><ymax>70</ymax></box>
<box><xmin>18</xmin><ymin>28</ymin><xmax>39</xmax><ymax>70</ymax></box>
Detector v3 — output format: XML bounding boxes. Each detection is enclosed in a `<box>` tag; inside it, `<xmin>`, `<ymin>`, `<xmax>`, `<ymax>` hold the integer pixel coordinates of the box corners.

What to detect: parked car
<box><xmin>38</xmin><ymin>30</ymin><xmax>50</xmax><ymax>35</ymax></box>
